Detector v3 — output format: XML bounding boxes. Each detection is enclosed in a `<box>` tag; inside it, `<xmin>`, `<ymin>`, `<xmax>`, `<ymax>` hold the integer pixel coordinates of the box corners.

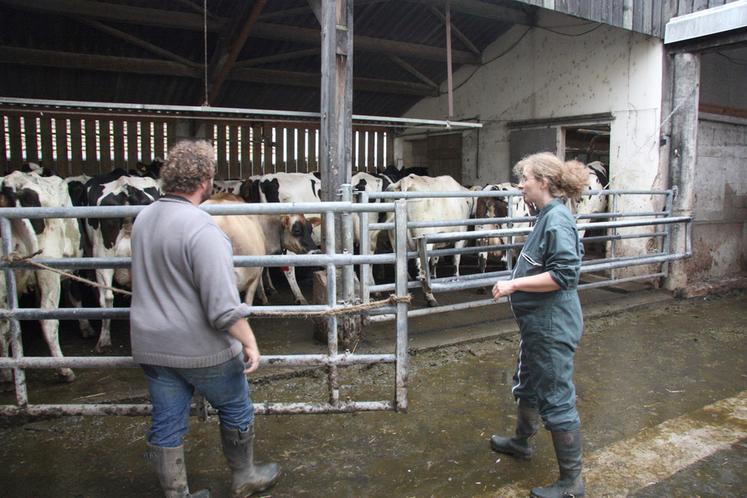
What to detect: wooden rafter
<box><xmin>403</xmin><ymin>0</ymin><xmax>532</xmax><ymax>25</ymax></box>
<box><xmin>234</xmin><ymin>48</ymin><xmax>321</xmax><ymax>68</ymax></box>
<box><xmin>387</xmin><ymin>55</ymin><xmax>439</xmax><ymax>89</ymax></box>
<box><xmin>426</xmin><ymin>5</ymin><xmax>481</xmax><ymax>55</ymax></box>
<box><xmin>206</xmin><ymin>0</ymin><xmax>267</xmax><ymax>105</ymax></box>
<box><xmin>0</xmin><ymin>0</ymin><xmax>225</xmax><ymax>31</ymax></box>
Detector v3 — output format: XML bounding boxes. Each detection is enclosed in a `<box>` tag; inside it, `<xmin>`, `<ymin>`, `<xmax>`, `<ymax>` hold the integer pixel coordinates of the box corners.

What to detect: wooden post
<box><xmin>665</xmin><ymin>52</ymin><xmax>700</xmax><ymax>291</ymax></box>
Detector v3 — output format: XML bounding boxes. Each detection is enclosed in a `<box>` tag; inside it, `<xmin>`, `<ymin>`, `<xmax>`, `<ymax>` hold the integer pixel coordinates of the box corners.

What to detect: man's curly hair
<box><xmin>160</xmin><ymin>140</ymin><xmax>215</xmax><ymax>194</ymax></box>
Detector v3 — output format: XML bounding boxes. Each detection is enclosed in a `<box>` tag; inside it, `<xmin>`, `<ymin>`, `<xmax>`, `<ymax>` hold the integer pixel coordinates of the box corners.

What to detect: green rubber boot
<box><xmin>220</xmin><ymin>423</ymin><xmax>280</xmax><ymax>498</ymax></box>
<box><xmin>530</xmin><ymin>429</ymin><xmax>584</xmax><ymax>498</ymax></box>
<box><xmin>490</xmin><ymin>403</ymin><xmax>541</xmax><ymax>459</ymax></box>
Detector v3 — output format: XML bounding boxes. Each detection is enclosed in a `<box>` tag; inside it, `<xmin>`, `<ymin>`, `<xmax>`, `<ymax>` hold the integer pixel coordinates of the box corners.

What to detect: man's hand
<box><xmin>243</xmin><ymin>344</ymin><xmax>260</xmax><ymax>374</ymax></box>
<box><xmin>492</xmin><ymin>279</ymin><xmax>516</xmax><ymax>300</ymax></box>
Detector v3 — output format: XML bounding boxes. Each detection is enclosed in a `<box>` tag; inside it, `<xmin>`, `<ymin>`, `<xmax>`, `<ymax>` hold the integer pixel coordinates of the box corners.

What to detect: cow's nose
<box><xmin>308</xmin><ymin>248</ymin><xmax>322</xmax><ymax>255</ymax></box>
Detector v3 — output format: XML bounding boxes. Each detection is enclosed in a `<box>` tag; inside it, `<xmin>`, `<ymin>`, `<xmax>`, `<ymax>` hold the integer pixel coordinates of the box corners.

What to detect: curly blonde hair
<box><xmin>513</xmin><ymin>152</ymin><xmax>588</xmax><ymax>201</ymax></box>
<box><xmin>160</xmin><ymin>140</ymin><xmax>215</xmax><ymax>194</ymax></box>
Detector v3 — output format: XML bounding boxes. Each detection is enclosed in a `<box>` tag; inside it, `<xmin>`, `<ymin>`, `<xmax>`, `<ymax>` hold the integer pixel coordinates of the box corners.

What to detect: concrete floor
<box><xmin>0</xmin><ymin>281</ymin><xmax>745</xmax><ymax>497</ymax></box>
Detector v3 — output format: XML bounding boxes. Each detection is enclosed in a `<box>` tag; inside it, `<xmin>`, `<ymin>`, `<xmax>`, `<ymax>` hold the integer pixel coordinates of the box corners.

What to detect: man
<box><xmin>130</xmin><ymin>140</ymin><xmax>280</xmax><ymax>498</ymax></box>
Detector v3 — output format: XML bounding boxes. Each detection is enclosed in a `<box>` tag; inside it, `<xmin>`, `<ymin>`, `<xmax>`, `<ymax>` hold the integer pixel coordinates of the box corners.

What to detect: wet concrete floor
<box><xmin>1</xmin><ymin>282</ymin><xmax>746</xmax><ymax>497</ymax></box>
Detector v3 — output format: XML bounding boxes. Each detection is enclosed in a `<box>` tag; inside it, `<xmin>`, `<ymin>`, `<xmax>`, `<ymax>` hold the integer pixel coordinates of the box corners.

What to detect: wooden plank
<box><xmin>693</xmin><ymin>0</ymin><xmax>709</xmax><ymax>11</ymax></box>
<box><xmin>308</xmin><ymin>127</ymin><xmax>317</xmax><ymax>173</ymax></box>
<box><xmin>127</xmin><ymin>120</ymin><xmax>139</xmax><ymax>170</ymax></box>
<box><xmin>611</xmin><ymin>0</ymin><xmax>625</xmax><ymax>27</ymax></box>
<box><xmin>40</xmin><ymin>116</ymin><xmax>54</xmax><ymax>169</ymax></box>
<box><xmin>24</xmin><ymin>115</ymin><xmax>39</xmax><ymax>164</ymax></box>
<box><xmin>69</xmin><ymin>118</ymin><xmax>83</xmax><ymax>175</ymax></box>
<box><xmin>7</xmin><ymin>114</ymin><xmax>23</xmax><ymax>170</ymax></box>
<box><xmin>54</xmin><ymin>117</ymin><xmax>69</xmax><ymax>175</ymax></box>
<box><xmin>633</xmin><ymin>0</ymin><xmax>645</xmax><ymax>32</ymax></box>
<box><xmin>251</xmin><ymin>125</ymin><xmax>262</xmax><ymax>176</ymax></box>
<box><xmin>239</xmin><ymin>124</ymin><xmax>251</xmax><ymax>178</ymax></box>
<box><xmin>273</xmin><ymin>127</ymin><xmax>283</xmax><ymax>173</ymax></box>
<box><xmin>85</xmin><ymin>118</ymin><xmax>98</xmax><ymax>173</ymax></box>
<box><xmin>709</xmin><ymin>0</ymin><xmax>725</xmax><ymax>6</ymax></box>
<box><xmin>375</xmin><ymin>131</ymin><xmax>385</xmax><ymax>170</ymax></box>
<box><xmin>366</xmin><ymin>131</ymin><xmax>375</xmax><ymax>170</ymax></box>
<box><xmin>678</xmin><ymin>0</ymin><xmax>694</xmax><ymax>15</ymax></box>
<box><xmin>662</xmin><ymin>0</ymin><xmax>679</xmax><ymax>26</ymax></box>
<box><xmin>100</xmin><ymin>119</ymin><xmax>112</xmax><ymax>171</ymax></box>
<box><xmin>652</xmin><ymin>0</ymin><xmax>663</xmax><ymax>38</ymax></box>
<box><xmin>296</xmin><ymin>128</ymin><xmax>306</xmax><ymax>173</ymax></box>
<box><xmin>113</xmin><ymin>120</ymin><xmax>125</xmax><ymax>169</ymax></box>
<box><xmin>167</xmin><ymin>121</ymin><xmax>177</xmax><ymax>150</ymax></box>
<box><xmin>643</xmin><ymin>0</ymin><xmax>654</xmax><ymax>35</ymax></box>
<box><xmin>386</xmin><ymin>132</ymin><xmax>394</xmax><ymax>167</ymax></box>
<box><xmin>215</xmin><ymin>123</ymin><xmax>228</xmax><ymax>179</ymax></box>
<box><xmin>141</xmin><ymin>121</ymin><xmax>153</xmax><ymax>164</ymax></box>
<box><xmin>0</xmin><ymin>115</ymin><xmax>7</xmax><ymax>170</ymax></box>
<box><xmin>153</xmin><ymin>121</ymin><xmax>166</xmax><ymax>159</ymax></box>
<box><xmin>228</xmin><ymin>124</ymin><xmax>239</xmax><ymax>178</ymax></box>
<box><xmin>285</xmin><ymin>126</ymin><xmax>295</xmax><ymax>173</ymax></box>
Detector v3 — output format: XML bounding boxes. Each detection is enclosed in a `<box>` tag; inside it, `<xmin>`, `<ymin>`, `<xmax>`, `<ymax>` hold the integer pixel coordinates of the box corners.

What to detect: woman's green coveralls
<box><xmin>509</xmin><ymin>198</ymin><xmax>584</xmax><ymax>432</ymax></box>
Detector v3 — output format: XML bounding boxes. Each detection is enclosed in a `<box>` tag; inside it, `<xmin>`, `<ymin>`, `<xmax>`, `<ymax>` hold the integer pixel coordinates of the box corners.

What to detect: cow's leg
<box><xmin>262</xmin><ymin>267</ymin><xmax>277</xmax><ymax>296</ymax></box>
<box><xmin>37</xmin><ymin>270</ymin><xmax>75</xmax><ymax>382</ymax></box>
<box><xmin>283</xmin><ymin>264</ymin><xmax>308</xmax><ymax>305</ymax></box>
<box><xmin>244</xmin><ymin>269</ymin><xmax>262</xmax><ymax>306</ymax></box>
<box><xmin>417</xmin><ymin>243</ymin><xmax>439</xmax><ymax>307</ymax></box>
<box><xmin>255</xmin><ymin>275</ymin><xmax>269</xmax><ymax>305</ymax></box>
<box><xmin>0</xmin><ymin>321</ymin><xmax>12</xmax><ymax>387</ymax></box>
<box><xmin>95</xmin><ymin>268</ymin><xmax>115</xmax><ymax>353</ymax></box>
<box><xmin>453</xmin><ymin>239</ymin><xmax>467</xmax><ymax>277</ymax></box>
<box><xmin>66</xmin><ymin>280</ymin><xmax>96</xmax><ymax>338</ymax></box>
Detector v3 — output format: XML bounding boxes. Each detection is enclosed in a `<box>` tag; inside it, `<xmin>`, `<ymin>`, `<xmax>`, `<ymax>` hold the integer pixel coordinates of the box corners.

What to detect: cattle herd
<box><xmin>0</xmin><ymin>159</ymin><xmax>608</xmax><ymax>384</ymax></box>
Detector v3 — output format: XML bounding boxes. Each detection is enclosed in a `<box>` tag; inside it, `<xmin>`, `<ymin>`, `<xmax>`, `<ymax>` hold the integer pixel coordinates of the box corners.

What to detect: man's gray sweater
<box><xmin>130</xmin><ymin>196</ymin><xmax>249</xmax><ymax>368</ymax></box>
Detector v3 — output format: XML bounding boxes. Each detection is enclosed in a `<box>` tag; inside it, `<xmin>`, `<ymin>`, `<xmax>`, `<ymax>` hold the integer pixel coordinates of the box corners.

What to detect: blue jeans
<box><xmin>141</xmin><ymin>355</ymin><xmax>254</xmax><ymax>448</ymax></box>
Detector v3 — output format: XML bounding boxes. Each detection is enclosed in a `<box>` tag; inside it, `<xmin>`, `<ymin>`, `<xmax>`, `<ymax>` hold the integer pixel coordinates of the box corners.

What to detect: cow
<box><xmin>385</xmin><ymin>174</ymin><xmax>476</xmax><ymax>307</ymax></box>
<box><xmin>213</xmin><ymin>179</ymin><xmax>246</xmax><ymax>196</ymax></box>
<box><xmin>85</xmin><ymin>169</ymin><xmax>160</xmax><ymax>352</ymax></box>
<box><xmin>377</xmin><ymin>165</ymin><xmax>429</xmax><ymax>185</ymax></box>
<box><xmin>474</xmin><ymin>183</ymin><xmax>537</xmax><ymax>274</ymax></box>
<box><xmin>202</xmin><ymin>194</ymin><xmax>321</xmax><ymax>305</ymax></box>
<box><xmin>237</xmin><ymin>172</ymin><xmax>322</xmax><ymax>305</ymax></box>
<box><xmin>571</xmin><ymin>161</ymin><xmax>609</xmax><ymax>238</ymax></box>
<box><xmin>0</xmin><ymin>171</ymin><xmax>82</xmax><ymax>383</ymax></box>
<box><xmin>130</xmin><ymin>158</ymin><xmax>164</xmax><ymax>179</ymax></box>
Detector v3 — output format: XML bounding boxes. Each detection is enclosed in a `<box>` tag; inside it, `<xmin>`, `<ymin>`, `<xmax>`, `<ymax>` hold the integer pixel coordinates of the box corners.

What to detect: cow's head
<box><xmin>280</xmin><ymin>214</ymin><xmax>321</xmax><ymax>254</ymax></box>
<box><xmin>260</xmin><ymin>178</ymin><xmax>280</xmax><ymax>203</ymax></box>
<box><xmin>239</xmin><ymin>179</ymin><xmax>258</xmax><ymax>203</ymax></box>
<box><xmin>134</xmin><ymin>158</ymin><xmax>164</xmax><ymax>179</ymax></box>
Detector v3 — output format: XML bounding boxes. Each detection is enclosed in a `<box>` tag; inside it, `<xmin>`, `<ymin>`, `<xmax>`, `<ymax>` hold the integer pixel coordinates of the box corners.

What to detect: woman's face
<box><xmin>517</xmin><ymin>166</ymin><xmax>548</xmax><ymax>205</ymax></box>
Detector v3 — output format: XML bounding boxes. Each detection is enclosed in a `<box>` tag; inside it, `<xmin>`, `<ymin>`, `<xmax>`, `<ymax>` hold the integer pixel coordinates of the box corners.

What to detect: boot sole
<box><xmin>489</xmin><ymin>439</ymin><xmax>533</xmax><ymax>459</ymax></box>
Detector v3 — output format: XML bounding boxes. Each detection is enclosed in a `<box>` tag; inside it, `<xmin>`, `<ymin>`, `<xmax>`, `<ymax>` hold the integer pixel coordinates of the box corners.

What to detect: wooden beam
<box><xmin>387</xmin><ymin>55</ymin><xmax>439</xmax><ymax>89</ymax></box>
<box><xmin>0</xmin><ymin>47</ymin><xmax>436</xmax><ymax>96</ymax></box>
<box><xmin>427</xmin><ymin>5</ymin><xmax>481</xmax><ymax>55</ymax></box>
<box><xmin>404</xmin><ymin>0</ymin><xmax>532</xmax><ymax>25</ymax></box>
<box><xmin>234</xmin><ymin>48</ymin><xmax>320</xmax><ymax>67</ymax></box>
<box><xmin>75</xmin><ymin>18</ymin><xmax>200</xmax><ymax>68</ymax></box>
<box><xmin>251</xmin><ymin>22</ymin><xmax>481</xmax><ymax>64</ymax></box>
<box><xmin>306</xmin><ymin>0</ymin><xmax>322</xmax><ymax>24</ymax></box>
<box><xmin>0</xmin><ymin>0</ymin><xmax>224</xmax><ymax>31</ymax></box>
<box><xmin>0</xmin><ymin>46</ymin><xmax>199</xmax><ymax>77</ymax></box>
<box><xmin>207</xmin><ymin>0</ymin><xmax>267</xmax><ymax>105</ymax></box>
<box><xmin>699</xmin><ymin>103</ymin><xmax>747</xmax><ymax>119</ymax></box>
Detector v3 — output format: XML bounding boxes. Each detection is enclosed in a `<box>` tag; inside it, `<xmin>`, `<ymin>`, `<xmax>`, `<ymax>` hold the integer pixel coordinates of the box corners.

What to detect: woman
<box><xmin>490</xmin><ymin>152</ymin><xmax>588</xmax><ymax>498</ymax></box>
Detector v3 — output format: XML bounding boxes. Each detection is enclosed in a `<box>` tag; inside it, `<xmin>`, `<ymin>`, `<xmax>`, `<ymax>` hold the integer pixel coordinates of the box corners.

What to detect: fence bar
<box><xmin>0</xmin><ymin>353</ymin><xmax>396</xmax><ymax>370</ymax></box>
<box><xmin>368</xmin><ymin>189</ymin><xmax>672</xmax><ymax>200</ymax></box>
<box><xmin>324</xmin><ymin>211</ymin><xmax>339</xmax><ymax>407</ymax></box>
<box><xmin>394</xmin><ymin>199</ymin><xmax>409</xmax><ymax>412</ymax></box>
<box><xmin>359</xmin><ymin>191</ymin><xmax>371</xmax><ymax>303</ymax></box>
<box><xmin>0</xmin><ymin>217</ymin><xmax>28</xmax><ymax>407</ymax></box>
<box><xmin>340</xmin><ymin>185</ymin><xmax>355</xmax><ymax>303</ymax></box>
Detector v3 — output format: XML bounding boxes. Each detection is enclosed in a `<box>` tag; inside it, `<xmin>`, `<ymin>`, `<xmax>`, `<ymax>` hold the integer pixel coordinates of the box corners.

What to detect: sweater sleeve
<box><xmin>544</xmin><ymin>223</ymin><xmax>582</xmax><ymax>290</ymax></box>
<box><xmin>189</xmin><ymin>223</ymin><xmax>251</xmax><ymax>331</ymax></box>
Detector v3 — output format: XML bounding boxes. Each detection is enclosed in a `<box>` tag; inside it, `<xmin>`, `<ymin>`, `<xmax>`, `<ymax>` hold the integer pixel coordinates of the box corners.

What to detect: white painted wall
<box><xmin>402</xmin><ymin>11</ymin><xmax>667</xmax><ymax>267</ymax></box>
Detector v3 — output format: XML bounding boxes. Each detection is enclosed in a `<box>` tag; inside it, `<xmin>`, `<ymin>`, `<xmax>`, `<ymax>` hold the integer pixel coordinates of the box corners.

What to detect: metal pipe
<box><xmin>367</xmin><ymin>189</ymin><xmax>672</xmax><ymax>199</ymax></box>
<box><xmin>359</xmin><ymin>190</ymin><xmax>371</xmax><ymax>303</ymax></box>
<box><xmin>340</xmin><ymin>184</ymin><xmax>355</xmax><ymax>304</ymax></box>
<box><xmin>324</xmin><ymin>211</ymin><xmax>339</xmax><ymax>407</ymax></box>
<box><xmin>0</xmin><ymin>97</ymin><xmax>482</xmax><ymax>129</ymax></box>
<box><xmin>394</xmin><ymin>200</ymin><xmax>409</xmax><ymax>412</ymax></box>
<box><xmin>0</xmin><ymin>353</ymin><xmax>396</xmax><ymax>370</ymax></box>
<box><xmin>1</xmin><ymin>217</ymin><xmax>28</xmax><ymax>407</ymax></box>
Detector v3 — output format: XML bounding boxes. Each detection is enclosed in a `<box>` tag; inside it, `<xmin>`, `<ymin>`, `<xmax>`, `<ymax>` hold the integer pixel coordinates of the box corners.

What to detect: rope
<box><xmin>248</xmin><ymin>294</ymin><xmax>412</xmax><ymax>318</ymax></box>
<box><xmin>1</xmin><ymin>252</ymin><xmax>133</xmax><ymax>296</ymax></box>
<box><xmin>1</xmin><ymin>252</ymin><xmax>412</xmax><ymax>317</ymax></box>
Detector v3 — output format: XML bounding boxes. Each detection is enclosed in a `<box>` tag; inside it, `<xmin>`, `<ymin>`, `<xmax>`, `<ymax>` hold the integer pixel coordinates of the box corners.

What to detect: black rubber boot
<box><xmin>489</xmin><ymin>403</ymin><xmax>541</xmax><ymax>459</ymax></box>
<box><xmin>146</xmin><ymin>443</ymin><xmax>210</xmax><ymax>498</ymax></box>
<box><xmin>530</xmin><ymin>429</ymin><xmax>584</xmax><ymax>498</ymax></box>
<box><xmin>220</xmin><ymin>423</ymin><xmax>281</xmax><ymax>498</ymax></box>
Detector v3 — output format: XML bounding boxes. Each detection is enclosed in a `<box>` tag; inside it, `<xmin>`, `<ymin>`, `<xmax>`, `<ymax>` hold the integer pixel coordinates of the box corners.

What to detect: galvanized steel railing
<box><xmin>0</xmin><ymin>199</ymin><xmax>411</xmax><ymax>417</ymax></box>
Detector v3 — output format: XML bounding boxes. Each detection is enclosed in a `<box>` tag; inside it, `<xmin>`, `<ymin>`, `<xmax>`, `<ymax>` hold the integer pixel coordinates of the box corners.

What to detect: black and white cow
<box><xmin>85</xmin><ymin>169</ymin><xmax>160</xmax><ymax>352</ymax></box>
<box><xmin>572</xmin><ymin>161</ymin><xmax>609</xmax><ymax>238</ymax></box>
<box><xmin>130</xmin><ymin>158</ymin><xmax>164</xmax><ymax>179</ymax></box>
<box><xmin>0</xmin><ymin>171</ymin><xmax>82</xmax><ymax>383</ymax></box>
<box><xmin>213</xmin><ymin>179</ymin><xmax>246</xmax><ymax>196</ymax></box>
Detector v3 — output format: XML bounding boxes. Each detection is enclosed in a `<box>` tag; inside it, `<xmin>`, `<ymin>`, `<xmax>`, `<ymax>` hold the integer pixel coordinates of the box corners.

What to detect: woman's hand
<box><xmin>492</xmin><ymin>279</ymin><xmax>516</xmax><ymax>300</ymax></box>
<box><xmin>243</xmin><ymin>344</ymin><xmax>261</xmax><ymax>374</ymax></box>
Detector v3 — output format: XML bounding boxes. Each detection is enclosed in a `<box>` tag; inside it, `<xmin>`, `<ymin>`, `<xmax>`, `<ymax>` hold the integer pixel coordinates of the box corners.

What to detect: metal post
<box><xmin>359</xmin><ymin>190</ymin><xmax>371</xmax><ymax>303</ymax></box>
<box><xmin>394</xmin><ymin>200</ymin><xmax>409</xmax><ymax>412</ymax></box>
<box><xmin>324</xmin><ymin>210</ymin><xmax>339</xmax><ymax>407</ymax></box>
<box><xmin>340</xmin><ymin>184</ymin><xmax>355</xmax><ymax>303</ymax></box>
<box><xmin>506</xmin><ymin>194</ymin><xmax>514</xmax><ymax>271</ymax></box>
<box><xmin>0</xmin><ymin>218</ymin><xmax>28</xmax><ymax>407</ymax></box>
<box><xmin>663</xmin><ymin>189</ymin><xmax>674</xmax><ymax>278</ymax></box>
<box><xmin>610</xmin><ymin>193</ymin><xmax>618</xmax><ymax>281</ymax></box>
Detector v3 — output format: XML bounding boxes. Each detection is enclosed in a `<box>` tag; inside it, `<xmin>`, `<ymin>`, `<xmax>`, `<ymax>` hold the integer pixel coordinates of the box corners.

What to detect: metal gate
<box><xmin>357</xmin><ymin>187</ymin><xmax>693</xmax><ymax>321</ymax></box>
<box><xmin>0</xmin><ymin>199</ymin><xmax>410</xmax><ymax>417</ymax></box>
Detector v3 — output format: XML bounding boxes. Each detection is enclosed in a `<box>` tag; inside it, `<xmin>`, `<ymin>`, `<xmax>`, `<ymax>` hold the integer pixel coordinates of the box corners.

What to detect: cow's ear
<box><xmin>306</xmin><ymin>216</ymin><xmax>322</xmax><ymax>227</ymax></box>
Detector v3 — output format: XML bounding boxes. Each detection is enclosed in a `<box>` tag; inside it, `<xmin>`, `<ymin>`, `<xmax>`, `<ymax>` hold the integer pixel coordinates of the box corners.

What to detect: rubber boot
<box><xmin>530</xmin><ymin>429</ymin><xmax>584</xmax><ymax>498</ymax></box>
<box><xmin>146</xmin><ymin>443</ymin><xmax>210</xmax><ymax>498</ymax></box>
<box><xmin>489</xmin><ymin>403</ymin><xmax>541</xmax><ymax>459</ymax></box>
<box><xmin>220</xmin><ymin>423</ymin><xmax>281</xmax><ymax>498</ymax></box>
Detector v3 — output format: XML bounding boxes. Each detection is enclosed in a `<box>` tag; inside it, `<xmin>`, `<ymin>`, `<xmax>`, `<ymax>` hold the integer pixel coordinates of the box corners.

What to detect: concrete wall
<box><xmin>402</xmin><ymin>11</ymin><xmax>667</xmax><ymax>264</ymax></box>
<box><xmin>689</xmin><ymin>49</ymin><xmax>747</xmax><ymax>280</ymax></box>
